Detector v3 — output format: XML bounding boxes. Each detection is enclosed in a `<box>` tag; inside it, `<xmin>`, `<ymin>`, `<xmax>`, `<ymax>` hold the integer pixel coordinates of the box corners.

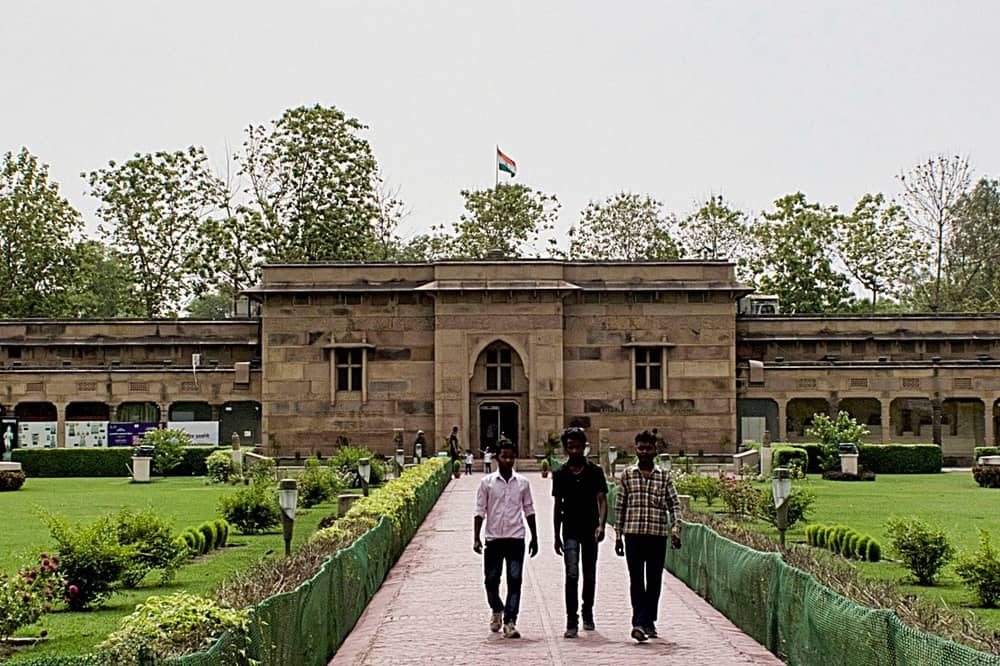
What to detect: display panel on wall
<box><xmin>167</xmin><ymin>421</ymin><xmax>219</xmax><ymax>446</ymax></box>
<box><xmin>19</xmin><ymin>422</ymin><xmax>57</xmax><ymax>448</ymax></box>
<box><xmin>66</xmin><ymin>421</ymin><xmax>110</xmax><ymax>447</ymax></box>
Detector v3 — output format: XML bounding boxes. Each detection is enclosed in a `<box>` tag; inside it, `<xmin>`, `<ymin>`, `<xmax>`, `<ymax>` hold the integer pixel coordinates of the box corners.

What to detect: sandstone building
<box><xmin>2</xmin><ymin>260</ymin><xmax>999</xmax><ymax>465</ymax></box>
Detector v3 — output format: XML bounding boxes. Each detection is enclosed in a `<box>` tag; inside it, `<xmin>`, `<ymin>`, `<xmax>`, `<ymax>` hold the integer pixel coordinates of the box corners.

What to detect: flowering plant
<box><xmin>0</xmin><ymin>552</ymin><xmax>65</xmax><ymax>640</ymax></box>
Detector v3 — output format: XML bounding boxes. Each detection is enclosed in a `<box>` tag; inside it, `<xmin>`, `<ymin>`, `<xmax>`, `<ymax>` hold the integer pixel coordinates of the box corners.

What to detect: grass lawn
<box><xmin>1</xmin><ymin>476</ymin><xmax>341</xmax><ymax>663</ymax></box>
<box><xmin>690</xmin><ymin>471</ymin><xmax>1000</xmax><ymax>632</ymax></box>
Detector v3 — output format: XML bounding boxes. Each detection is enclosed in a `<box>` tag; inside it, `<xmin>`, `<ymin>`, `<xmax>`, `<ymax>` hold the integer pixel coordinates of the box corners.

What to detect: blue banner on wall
<box><xmin>107</xmin><ymin>422</ymin><xmax>162</xmax><ymax>447</ymax></box>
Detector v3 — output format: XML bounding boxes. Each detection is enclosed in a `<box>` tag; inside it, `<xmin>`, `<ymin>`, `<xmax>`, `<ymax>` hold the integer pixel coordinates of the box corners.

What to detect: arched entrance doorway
<box><xmin>471</xmin><ymin>341</ymin><xmax>528</xmax><ymax>454</ymax></box>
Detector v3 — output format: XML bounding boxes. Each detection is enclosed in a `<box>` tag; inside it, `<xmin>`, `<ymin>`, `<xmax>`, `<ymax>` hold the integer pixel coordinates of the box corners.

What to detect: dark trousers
<box><xmin>624</xmin><ymin>534</ymin><xmax>668</xmax><ymax>629</ymax></box>
<box><xmin>484</xmin><ymin>538</ymin><xmax>525</xmax><ymax>624</ymax></box>
<box><xmin>562</xmin><ymin>534</ymin><xmax>598</xmax><ymax>627</ymax></box>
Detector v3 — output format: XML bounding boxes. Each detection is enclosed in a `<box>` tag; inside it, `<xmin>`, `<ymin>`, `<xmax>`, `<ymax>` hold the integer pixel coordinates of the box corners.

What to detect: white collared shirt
<box><xmin>475</xmin><ymin>470</ymin><xmax>535</xmax><ymax>540</ymax></box>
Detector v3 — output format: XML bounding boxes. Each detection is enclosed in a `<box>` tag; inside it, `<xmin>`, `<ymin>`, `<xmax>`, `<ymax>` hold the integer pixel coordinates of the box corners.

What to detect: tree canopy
<box><xmin>569</xmin><ymin>192</ymin><xmax>679</xmax><ymax>260</ymax></box>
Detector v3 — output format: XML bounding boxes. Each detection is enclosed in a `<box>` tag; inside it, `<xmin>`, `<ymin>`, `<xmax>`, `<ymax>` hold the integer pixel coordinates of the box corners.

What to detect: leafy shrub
<box><xmin>859</xmin><ymin>444</ymin><xmax>942</xmax><ymax>474</ymax></box>
<box><xmin>955</xmin><ymin>530</ymin><xmax>1000</xmax><ymax>608</ymax></box>
<box><xmin>329</xmin><ymin>445</ymin><xmax>385</xmax><ymax>487</ymax></box>
<box><xmin>173</xmin><ymin>446</ymin><xmax>227</xmax><ymax>476</ymax></box>
<box><xmin>43</xmin><ymin>513</ymin><xmax>130</xmax><ymax>609</ymax></box>
<box><xmin>756</xmin><ymin>486</ymin><xmax>816</xmax><ymax>531</ymax></box>
<box><xmin>197</xmin><ymin>523</ymin><xmax>216</xmax><ymax>554</ymax></box>
<box><xmin>205</xmin><ymin>449</ymin><xmax>238</xmax><ymax>484</ymax></box>
<box><xmin>972</xmin><ymin>465</ymin><xmax>1000</xmax><ymax>488</ymax></box>
<box><xmin>246</xmin><ymin>457</ymin><xmax>276</xmax><ymax>484</ymax></box>
<box><xmin>719</xmin><ymin>475</ymin><xmax>760</xmax><ymax>518</ymax></box>
<box><xmin>886</xmin><ymin>517</ymin><xmax>954</xmax><ymax>585</ymax></box>
<box><xmin>98</xmin><ymin>592</ymin><xmax>249</xmax><ymax>662</ymax></box>
<box><xmin>693</xmin><ymin>475</ymin><xmax>722</xmax><ymax>506</ymax></box>
<box><xmin>866</xmin><ymin>539</ymin><xmax>882</xmax><ymax>562</ymax></box>
<box><xmin>772</xmin><ymin>445</ymin><xmax>809</xmax><ymax>474</ymax></box>
<box><xmin>974</xmin><ymin>447</ymin><xmax>1000</xmax><ymax>460</ymax></box>
<box><xmin>219</xmin><ymin>483</ymin><xmax>280</xmax><ymax>534</ymax></box>
<box><xmin>116</xmin><ymin>509</ymin><xmax>187</xmax><ymax>587</ymax></box>
<box><xmin>805</xmin><ymin>411</ymin><xmax>869</xmax><ymax>471</ymax></box>
<box><xmin>0</xmin><ymin>552</ymin><xmax>65</xmax><ymax>640</ymax></box>
<box><xmin>213</xmin><ymin>519</ymin><xmax>229</xmax><ymax>549</ymax></box>
<box><xmin>140</xmin><ymin>428</ymin><xmax>191</xmax><ymax>474</ymax></box>
<box><xmin>0</xmin><ymin>469</ymin><xmax>26</xmax><ymax>491</ymax></box>
<box><xmin>192</xmin><ymin>529</ymin><xmax>206</xmax><ymax>555</ymax></box>
<box><xmin>180</xmin><ymin>530</ymin><xmax>198</xmax><ymax>556</ymax></box>
<box><xmin>298</xmin><ymin>458</ymin><xmax>345</xmax><ymax>508</ymax></box>
<box><xmin>671</xmin><ymin>472</ymin><xmax>701</xmax><ymax>500</ymax></box>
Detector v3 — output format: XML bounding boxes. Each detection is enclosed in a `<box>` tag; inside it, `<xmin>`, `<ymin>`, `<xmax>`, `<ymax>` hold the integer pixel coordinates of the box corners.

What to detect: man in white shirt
<box><xmin>473</xmin><ymin>441</ymin><xmax>538</xmax><ymax>639</ymax></box>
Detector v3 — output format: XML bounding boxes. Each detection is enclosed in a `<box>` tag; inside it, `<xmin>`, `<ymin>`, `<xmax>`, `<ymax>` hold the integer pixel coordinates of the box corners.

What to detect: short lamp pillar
<box><xmin>415</xmin><ymin>442</ymin><xmax>423</xmax><ymax>463</ymax></box>
<box><xmin>771</xmin><ymin>467</ymin><xmax>792</xmax><ymax>548</ymax></box>
<box><xmin>278</xmin><ymin>478</ymin><xmax>298</xmax><ymax>556</ymax></box>
<box><xmin>659</xmin><ymin>453</ymin><xmax>672</xmax><ymax>473</ymax></box>
<box><xmin>358</xmin><ymin>458</ymin><xmax>371</xmax><ymax>497</ymax></box>
<box><xmin>608</xmin><ymin>446</ymin><xmax>618</xmax><ymax>478</ymax></box>
<box><xmin>395</xmin><ymin>447</ymin><xmax>405</xmax><ymax>476</ymax></box>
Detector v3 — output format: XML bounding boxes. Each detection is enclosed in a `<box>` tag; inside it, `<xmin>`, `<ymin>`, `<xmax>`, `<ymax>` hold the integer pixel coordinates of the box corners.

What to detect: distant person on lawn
<box><xmin>473</xmin><ymin>440</ymin><xmax>538</xmax><ymax>639</ymax></box>
<box><xmin>552</xmin><ymin>427</ymin><xmax>608</xmax><ymax>638</ymax></box>
<box><xmin>614</xmin><ymin>429</ymin><xmax>682</xmax><ymax>643</ymax></box>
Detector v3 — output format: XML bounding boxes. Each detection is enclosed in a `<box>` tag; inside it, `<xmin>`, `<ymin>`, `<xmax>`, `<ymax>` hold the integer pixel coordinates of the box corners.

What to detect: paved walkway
<box><xmin>332</xmin><ymin>472</ymin><xmax>783</xmax><ymax>666</ymax></box>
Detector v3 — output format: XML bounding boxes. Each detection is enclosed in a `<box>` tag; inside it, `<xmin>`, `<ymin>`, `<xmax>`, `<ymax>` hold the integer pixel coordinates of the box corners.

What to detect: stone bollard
<box><xmin>599</xmin><ymin>427</ymin><xmax>611</xmax><ymax>475</ymax></box>
<box><xmin>840</xmin><ymin>453</ymin><xmax>859</xmax><ymax>475</ymax></box>
<box><xmin>760</xmin><ymin>429</ymin><xmax>772</xmax><ymax>476</ymax></box>
<box><xmin>677</xmin><ymin>494</ymin><xmax>692</xmax><ymax>514</ymax></box>
<box><xmin>338</xmin><ymin>494</ymin><xmax>361</xmax><ymax>516</ymax></box>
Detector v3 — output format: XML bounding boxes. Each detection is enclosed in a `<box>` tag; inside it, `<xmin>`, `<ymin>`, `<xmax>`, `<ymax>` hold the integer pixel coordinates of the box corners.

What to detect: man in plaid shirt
<box><xmin>614</xmin><ymin>430</ymin><xmax>682</xmax><ymax>643</ymax></box>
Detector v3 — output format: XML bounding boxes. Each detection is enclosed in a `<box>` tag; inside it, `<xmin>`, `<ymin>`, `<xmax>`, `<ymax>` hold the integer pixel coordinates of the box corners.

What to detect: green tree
<box><xmin>62</xmin><ymin>240</ymin><xmax>144</xmax><ymax>318</ymax></box>
<box><xmin>0</xmin><ymin>148</ymin><xmax>84</xmax><ymax>317</ymax></box>
<box><xmin>942</xmin><ymin>178</ymin><xmax>1000</xmax><ymax>311</ymax></box>
<box><xmin>834</xmin><ymin>193</ymin><xmax>925</xmax><ymax>312</ymax></box>
<box><xmin>897</xmin><ymin>154</ymin><xmax>972</xmax><ymax>311</ymax></box>
<box><xmin>750</xmin><ymin>193</ymin><xmax>853</xmax><ymax>313</ymax></box>
<box><xmin>677</xmin><ymin>194</ymin><xmax>755</xmax><ymax>278</ymax></box>
<box><xmin>437</xmin><ymin>183</ymin><xmax>560</xmax><ymax>258</ymax></box>
<box><xmin>86</xmin><ymin>147</ymin><xmax>226</xmax><ymax>317</ymax></box>
<box><xmin>568</xmin><ymin>192</ymin><xmax>679</xmax><ymax>260</ymax></box>
<box><xmin>238</xmin><ymin>104</ymin><xmax>383</xmax><ymax>263</ymax></box>
<box><xmin>185</xmin><ymin>292</ymin><xmax>234</xmax><ymax>318</ymax></box>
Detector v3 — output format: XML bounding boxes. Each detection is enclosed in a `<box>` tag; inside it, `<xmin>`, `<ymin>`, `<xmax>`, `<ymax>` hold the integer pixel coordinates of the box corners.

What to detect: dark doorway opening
<box><xmin>479</xmin><ymin>402</ymin><xmax>519</xmax><ymax>454</ymax></box>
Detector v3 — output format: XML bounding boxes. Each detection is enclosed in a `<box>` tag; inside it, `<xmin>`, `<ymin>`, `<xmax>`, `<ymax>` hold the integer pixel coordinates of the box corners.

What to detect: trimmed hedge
<box><xmin>806</xmin><ymin>523</ymin><xmax>882</xmax><ymax>562</ymax></box>
<box><xmin>11</xmin><ymin>446</ymin><xmax>226</xmax><ymax>477</ymax></box>
<box><xmin>974</xmin><ymin>447</ymin><xmax>1000</xmax><ymax>460</ymax></box>
<box><xmin>770</xmin><ymin>442</ymin><xmax>942</xmax><ymax>474</ymax></box>
<box><xmin>859</xmin><ymin>444</ymin><xmax>942</xmax><ymax>474</ymax></box>
<box><xmin>772</xmin><ymin>445</ymin><xmax>808</xmax><ymax>472</ymax></box>
<box><xmin>0</xmin><ymin>469</ymin><xmax>26</xmax><ymax>490</ymax></box>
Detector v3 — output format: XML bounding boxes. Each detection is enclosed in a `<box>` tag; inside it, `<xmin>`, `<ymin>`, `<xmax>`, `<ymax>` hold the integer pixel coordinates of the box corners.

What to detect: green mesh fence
<box><xmin>606</xmin><ymin>484</ymin><xmax>1000</xmax><ymax>666</ymax></box>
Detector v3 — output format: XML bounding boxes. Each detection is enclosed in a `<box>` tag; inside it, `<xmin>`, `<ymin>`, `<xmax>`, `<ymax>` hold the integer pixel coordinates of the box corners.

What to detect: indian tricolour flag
<box><xmin>497</xmin><ymin>147</ymin><xmax>516</xmax><ymax>177</ymax></box>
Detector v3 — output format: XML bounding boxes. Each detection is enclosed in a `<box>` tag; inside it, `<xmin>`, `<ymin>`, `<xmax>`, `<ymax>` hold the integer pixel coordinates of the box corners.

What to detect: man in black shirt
<box><xmin>552</xmin><ymin>427</ymin><xmax>608</xmax><ymax>638</ymax></box>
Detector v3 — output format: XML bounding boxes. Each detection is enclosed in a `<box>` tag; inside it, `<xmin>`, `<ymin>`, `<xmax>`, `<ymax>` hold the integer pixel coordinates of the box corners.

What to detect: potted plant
<box><xmin>453</xmin><ymin>458</ymin><xmax>462</xmax><ymax>478</ymax></box>
<box><xmin>540</xmin><ymin>458</ymin><xmax>551</xmax><ymax>478</ymax></box>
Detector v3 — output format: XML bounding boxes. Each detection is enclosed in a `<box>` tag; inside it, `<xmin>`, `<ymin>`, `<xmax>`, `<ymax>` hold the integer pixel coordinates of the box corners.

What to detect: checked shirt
<box><xmin>614</xmin><ymin>465</ymin><xmax>681</xmax><ymax>537</ymax></box>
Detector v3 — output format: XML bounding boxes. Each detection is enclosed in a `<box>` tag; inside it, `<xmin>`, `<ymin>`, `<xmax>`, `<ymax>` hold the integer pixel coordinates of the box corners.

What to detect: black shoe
<box><xmin>630</xmin><ymin>626</ymin><xmax>648</xmax><ymax>642</ymax></box>
<box><xmin>582</xmin><ymin>619</ymin><xmax>595</xmax><ymax>631</ymax></box>
<box><xmin>643</xmin><ymin>625</ymin><xmax>658</xmax><ymax>638</ymax></box>
<box><xmin>564</xmin><ymin>626</ymin><xmax>578</xmax><ymax>638</ymax></box>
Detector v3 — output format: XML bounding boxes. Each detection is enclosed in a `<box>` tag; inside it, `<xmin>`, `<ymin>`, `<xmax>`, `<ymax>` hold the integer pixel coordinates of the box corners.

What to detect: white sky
<box><xmin>2</xmin><ymin>1</ymin><xmax>998</xmax><ymax>247</ymax></box>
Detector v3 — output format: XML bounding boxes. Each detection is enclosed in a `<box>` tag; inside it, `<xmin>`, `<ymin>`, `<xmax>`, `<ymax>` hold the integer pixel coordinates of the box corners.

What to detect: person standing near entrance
<box><xmin>473</xmin><ymin>440</ymin><xmax>538</xmax><ymax>639</ymax></box>
<box><xmin>614</xmin><ymin>430</ymin><xmax>682</xmax><ymax>643</ymax></box>
<box><xmin>448</xmin><ymin>426</ymin><xmax>460</xmax><ymax>461</ymax></box>
<box><xmin>552</xmin><ymin>427</ymin><xmax>608</xmax><ymax>638</ymax></box>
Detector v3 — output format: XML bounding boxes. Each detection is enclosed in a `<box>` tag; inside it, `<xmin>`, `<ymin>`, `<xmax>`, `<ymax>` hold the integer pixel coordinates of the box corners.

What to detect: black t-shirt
<box><xmin>552</xmin><ymin>461</ymin><xmax>608</xmax><ymax>539</ymax></box>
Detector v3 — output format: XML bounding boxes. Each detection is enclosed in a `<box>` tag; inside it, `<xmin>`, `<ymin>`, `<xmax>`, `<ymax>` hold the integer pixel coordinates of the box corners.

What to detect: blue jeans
<box><xmin>624</xmin><ymin>534</ymin><xmax>667</xmax><ymax>629</ymax></box>
<box><xmin>562</xmin><ymin>534</ymin><xmax>598</xmax><ymax>627</ymax></box>
<box><xmin>483</xmin><ymin>538</ymin><xmax>525</xmax><ymax>624</ymax></box>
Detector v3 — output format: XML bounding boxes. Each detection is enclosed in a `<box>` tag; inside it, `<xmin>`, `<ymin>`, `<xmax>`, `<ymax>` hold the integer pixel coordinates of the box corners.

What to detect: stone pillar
<box><xmin>760</xmin><ymin>430</ymin><xmax>773</xmax><ymax>476</ymax></box>
<box><xmin>56</xmin><ymin>403</ymin><xmax>66</xmax><ymax>448</ymax></box>
<box><xmin>984</xmin><ymin>398</ymin><xmax>996</xmax><ymax>447</ymax></box>
<box><xmin>829</xmin><ymin>392</ymin><xmax>840</xmax><ymax>419</ymax></box>
<box><xmin>777</xmin><ymin>400</ymin><xmax>787</xmax><ymax>441</ymax></box>
<box><xmin>931</xmin><ymin>398</ymin><xmax>942</xmax><ymax>447</ymax></box>
<box><xmin>880</xmin><ymin>399</ymin><xmax>892</xmax><ymax>444</ymax></box>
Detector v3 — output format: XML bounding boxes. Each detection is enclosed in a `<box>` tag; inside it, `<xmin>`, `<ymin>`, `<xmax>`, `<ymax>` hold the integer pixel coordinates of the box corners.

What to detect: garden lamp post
<box><xmin>608</xmin><ymin>446</ymin><xmax>618</xmax><ymax>478</ymax></box>
<box><xmin>278</xmin><ymin>478</ymin><xmax>298</xmax><ymax>556</ymax></box>
<box><xmin>395</xmin><ymin>447</ymin><xmax>405</xmax><ymax>477</ymax></box>
<box><xmin>415</xmin><ymin>441</ymin><xmax>423</xmax><ymax>463</ymax></box>
<box><xmin>358</xmin><ymin>457</ymin><xmax>371</xmax><ymax>497</ymax></box>
<box><xmin>771</xmin><ymin>467</ymin><xmax>792</xmax><ymax>548</ymax></box>
<box><xmin>659</xmin><ymin>453</ymin><xmax>672</xmax><ymax>473</ymax></box>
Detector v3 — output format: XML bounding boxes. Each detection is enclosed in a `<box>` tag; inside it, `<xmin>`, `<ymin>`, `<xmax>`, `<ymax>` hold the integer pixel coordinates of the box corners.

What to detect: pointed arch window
<box><xmin>486</xmin><ymin>347</ymin><xmax>513</xmax><ymax>391</ymax></box>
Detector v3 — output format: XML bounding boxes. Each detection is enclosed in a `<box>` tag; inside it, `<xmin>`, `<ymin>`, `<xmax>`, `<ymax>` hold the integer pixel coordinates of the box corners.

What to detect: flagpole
<box><xmin>495</xmin><ymin>145</ymin><xmax>499</xmax><ymax>189</ymax></box>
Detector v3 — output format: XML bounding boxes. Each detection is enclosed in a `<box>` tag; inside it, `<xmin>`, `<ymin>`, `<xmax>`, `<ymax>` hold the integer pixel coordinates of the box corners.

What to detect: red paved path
<box><xmin>332</xmin><ymin>472</ymin><xmax>784</xmax><ymax>665</ymax></box>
